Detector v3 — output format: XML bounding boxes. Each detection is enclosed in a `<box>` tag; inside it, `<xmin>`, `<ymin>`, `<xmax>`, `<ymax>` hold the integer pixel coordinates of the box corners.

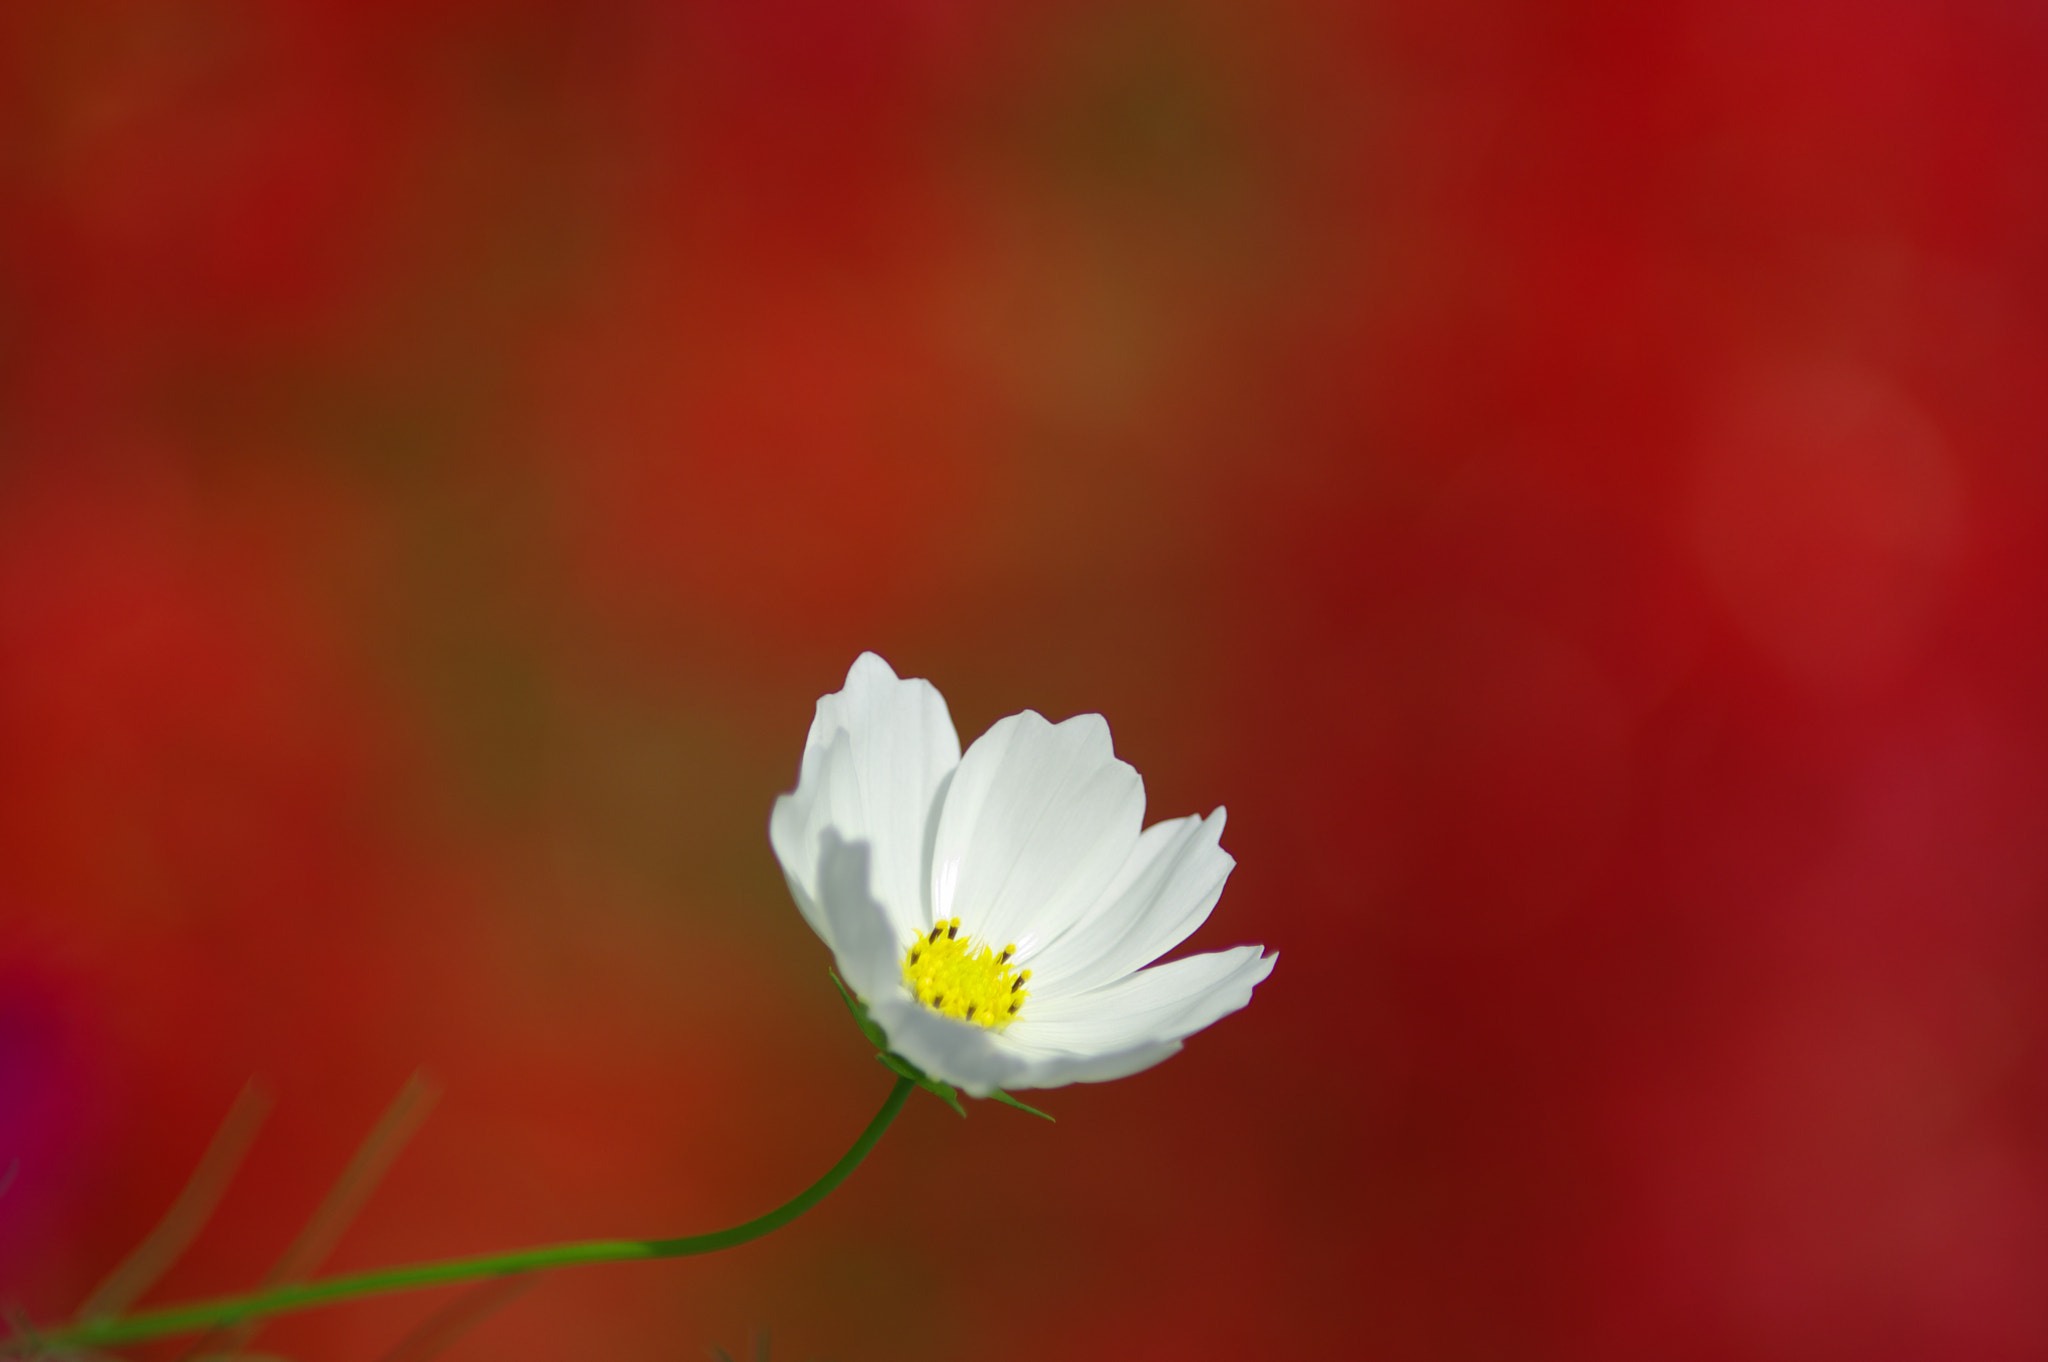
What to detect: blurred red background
<box><xmin>5</xmin><ymin>2</ymin><xmax>2048</xmax><ymax>1359</ymax></box>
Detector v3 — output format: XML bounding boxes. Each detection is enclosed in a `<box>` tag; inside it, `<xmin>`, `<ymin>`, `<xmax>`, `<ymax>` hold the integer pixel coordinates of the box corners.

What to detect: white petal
<box><xmin>1025</xmin><ymin>808</ymin><xmax>1234</xmax><ymax>998</ymax></box>
<box><xmin>1001</xmin><ymin>1037</ymin><xmax>1185</xmax><ymax>1089</ymax></box>
<box><xmin>866</xmin><ymin>993</ymin><xmax>1029</xmax><ymax>1098</ymax></box>
<box><xmin>767</xmin><ymin>729</ymin><xmax>858</xmax><ymax>948</ymax></box>
<box><xmin>769</xmin><ymin>653</ymin><xmax>960</xmax><ymax>947</ymax></box>
<box><xmin>814</xmin><ymin>833</ymin><xmax>904</xmax><ymax>1002</ymax></box>
<box><xmin>928</xmin><ymin>710</ymin><xmax>1144</xmax><ymax>958</ymax></box>
<box><xmin>1007</xmin><ymin>944</ymin><xmax>1274</xmax><ymax>1054</ymax></box>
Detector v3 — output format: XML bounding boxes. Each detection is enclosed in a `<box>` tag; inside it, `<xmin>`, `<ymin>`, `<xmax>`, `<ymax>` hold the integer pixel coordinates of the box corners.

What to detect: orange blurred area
<box><xmin>4</xmin><ymin>2</ymin><xmax>2048</xmax><ymax>1359</ymax></box>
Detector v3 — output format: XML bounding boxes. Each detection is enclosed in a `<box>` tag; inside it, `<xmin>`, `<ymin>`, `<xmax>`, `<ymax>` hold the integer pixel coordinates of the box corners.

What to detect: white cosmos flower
<box><xmin>770</xmin><ymin>652</ymin><xmax>1274</xmax><ymax>1098</ymax></box>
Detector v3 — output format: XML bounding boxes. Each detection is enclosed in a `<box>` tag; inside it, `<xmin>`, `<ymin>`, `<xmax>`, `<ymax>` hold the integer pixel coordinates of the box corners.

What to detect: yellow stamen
<box><xmin>902</xmin><ymin>919</ymin><xmax>1028</xmax><ymax>1030</ymax></box>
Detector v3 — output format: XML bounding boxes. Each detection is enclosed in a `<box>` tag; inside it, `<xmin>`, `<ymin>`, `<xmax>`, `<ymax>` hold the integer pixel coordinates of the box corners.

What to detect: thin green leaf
<box><xmin>199</xmin><ymin>1072</ymin><xmax>441</xmax><ymax>1361</ymax></box>
<box><xmin>922</xmin><ymin>1079</ymin><xmax>966</xmax><ymax>1119</ymax></box>
<box><xmin>827</xmin><ymin>973</ymin><xmax>890</xmax><ymax>1052</ymax></box>
<box><xmin>77</xmin><ymin>1081</ymin><xmax>273</xmax><ymax>1322</ymax></box>
<box><xmin>986</xmin><ymin>1090</ymin><xmax>1055</xmax><ymax>1122</ymax></box>
<box><xmin>873</xmin><ymin>1054</ymin><xmax>964</xmax><ymax>1118</ymax></box>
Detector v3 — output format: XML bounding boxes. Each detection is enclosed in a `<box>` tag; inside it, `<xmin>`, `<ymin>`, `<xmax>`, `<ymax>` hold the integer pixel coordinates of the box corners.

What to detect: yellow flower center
<box><xmin>902</xmin><ymin>918</ymin><xmax>1031</xmax><ymax>1029</ymax></box>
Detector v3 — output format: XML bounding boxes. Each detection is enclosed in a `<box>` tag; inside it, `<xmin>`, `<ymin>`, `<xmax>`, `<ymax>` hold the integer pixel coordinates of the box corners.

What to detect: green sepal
<box><xmin>987</xmin><ymin>1088</ymin><xmax>1055</xmax><ymax>1122</ymax></box>
<box><xmin>830</xmin><ymin>970</ymin><xmax>1053</xmax><ymax>1122</ymax></box>
<box><xmin>875</xmin><ymin>1052</ymin><xmax>965</xmax><ymax>1117</ymax></box>
<box><xmin>828</xmin><ymin>971</ymin><xmax>891</xmax><ymax>1053</ymax></box>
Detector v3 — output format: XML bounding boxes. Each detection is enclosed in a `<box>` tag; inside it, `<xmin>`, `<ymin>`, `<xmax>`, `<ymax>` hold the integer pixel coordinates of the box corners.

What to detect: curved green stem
<box><xmin>22</xmin><ymin>1077</ymin><xmax>915</xmax><ymax>1357</ymax></box>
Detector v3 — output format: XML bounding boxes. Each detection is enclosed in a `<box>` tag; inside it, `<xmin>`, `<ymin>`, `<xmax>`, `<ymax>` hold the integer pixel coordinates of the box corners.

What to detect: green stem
<box><xmin>21</xmin><ymin>1076</ymin><xmax>915</xmax><ymax>1357</ymax></box>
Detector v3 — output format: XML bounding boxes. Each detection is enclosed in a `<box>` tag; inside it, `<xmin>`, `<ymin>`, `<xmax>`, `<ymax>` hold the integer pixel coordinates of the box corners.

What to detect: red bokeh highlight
<box><xmin>4</xmin><ymin>2</ymin><xmax>2048</xmax><ymax>1359</ymax></box>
